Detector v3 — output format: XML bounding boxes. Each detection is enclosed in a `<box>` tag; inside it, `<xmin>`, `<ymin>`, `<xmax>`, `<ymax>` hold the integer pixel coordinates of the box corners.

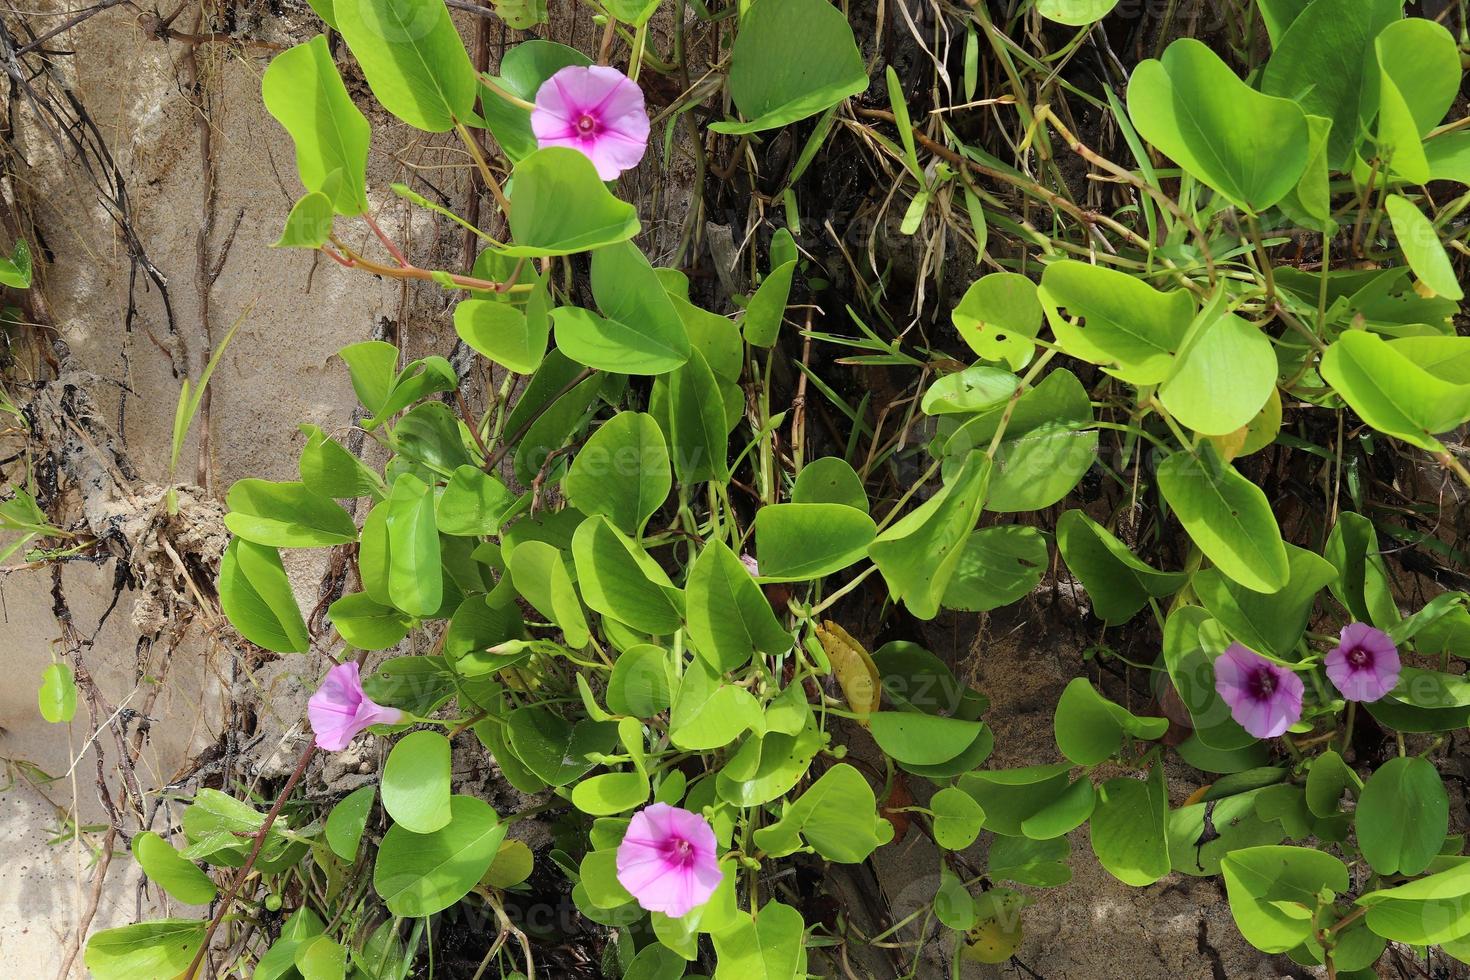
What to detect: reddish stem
<box><xmin>321</xmin><ymin>245</ymin><xmax>354</xmax><ymax>268</ymax></box>
<box><xmin>182</xmin><ymin>742</ymin><xmax>317</xmax><ymax>979</ymax></box>
<box><xmin>362</xmin><ymin>212</ymin><xmax>410</xmax><ymax>268</ymax></box>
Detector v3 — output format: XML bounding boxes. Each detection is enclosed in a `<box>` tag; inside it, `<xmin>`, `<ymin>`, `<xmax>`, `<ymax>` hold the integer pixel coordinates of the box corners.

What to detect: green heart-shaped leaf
<box><xmin>709</xmin><ymin>0</ymin><xmax>867</xmax><ymax>135</ymax></box>
<box><xmin>1129</xmin><ymin>38</ymin><xmax>1309</xmax><ymax>213</ymax></box>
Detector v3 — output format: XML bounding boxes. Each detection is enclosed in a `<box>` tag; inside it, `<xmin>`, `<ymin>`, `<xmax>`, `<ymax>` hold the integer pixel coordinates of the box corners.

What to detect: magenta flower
<box><xmin>1325</xmin><ymin>622</ymin><xmax>1401</xmax><ymax>703</ymax></box>
<box><xmin>616</xmin><ymin>803</ymin><xmax>722</xmax><ymax>917</ymax></box>
<box><xmin>307</xmin><ymin>662</ymin><xmax>403</xmax><ymax>751</ymax></box>
<box><xmin>1213</xmin><ymin>643</ymin><xmax>1304</xmax><ymax>739</ymax></box>
<box><xmin>531</xmin><ymin>65</ymin><xmax>649</xmax><ymax>180</ymax></box>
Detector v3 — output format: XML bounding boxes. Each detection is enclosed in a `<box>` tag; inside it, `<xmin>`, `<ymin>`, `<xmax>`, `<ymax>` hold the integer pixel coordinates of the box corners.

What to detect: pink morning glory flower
<box><xmin>1325</xmin><ymin>622</ymin><xmax>1401</xmax><ymax>703</ymax></box>
<box><xmin>307</xmin><ymin>661</ymin><xmax>403</xmax><ymax>751</ymax></box>
<box><xmin>1213</xmin><ymin>643</ymin><xmax>1304</xmax><ymax>739</ymax></box>
<box><xmin>616</xmin><ymin>803</ymin><xmax>722</xmax><ymax>917</ymax></box>
<box><xmin>531</xmin><ymin>65</ymin><xmax>650</xmax><ymax>180</ymax></box>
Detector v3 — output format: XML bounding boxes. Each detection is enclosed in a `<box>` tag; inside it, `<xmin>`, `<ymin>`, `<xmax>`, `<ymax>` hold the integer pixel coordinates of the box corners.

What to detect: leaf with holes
<box><xmin>1038</xmin><ymin>261</ymin><xmax>1195</xmax><ymax>385</ymax></box>
<box><xmin>953</xmin><ymin>272</ymin><xmax>1042</xmax><ymax>370</ymax></box>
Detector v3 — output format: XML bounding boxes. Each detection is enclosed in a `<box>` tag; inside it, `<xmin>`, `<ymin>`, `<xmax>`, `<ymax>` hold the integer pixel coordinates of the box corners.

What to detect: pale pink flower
<box><xmin>1213</xmin><ymin>643</ymin><xmax>1303</xmax><ymax>739</ymax></box>
<box><xmin>531</xmin><ymin>66</ymin><xmax>649</xmax><ymax>180</ymax></box>
<box><xmin>307</xmin><ymin>661</ymin><xmax>402</xmax><ymax>751</ymax></box>
<box><xmin>1325</xmin><ymin>622</ymin><xmax>1401</xmax><ymax>703</ymax></box>
<box><xmin>616</xmin><ymin>803</ymin><xmax>722</xmax><ymax>917</ymax></box>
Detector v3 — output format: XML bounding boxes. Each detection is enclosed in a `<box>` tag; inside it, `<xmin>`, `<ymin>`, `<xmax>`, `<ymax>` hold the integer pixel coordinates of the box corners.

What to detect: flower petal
<box><xmin>552</xmin><ymin>66</ymin><xmax>625</xmax><ymax>116</ymax></box>
<box><xmin>666</xmin><ymin>807</ymin><xmax>718</xmax><ymax>859</ymax></box>
<box><xmin>530</xmin><ymin>116</ymin><xmax>581</xmax><ymax>143</ymax></box>
<box><xmin>1326</xmin><ymin>623</ymin><xmax>1401</xmax><ymax>702</ymax></box>
<box><xmin>308</xmin><ymin>717</ymin><xmax>357</xmax><ymax>752</ymax></box>
<box><xmin>1263</xmin><ymin>669</ymin><xmax>1304</xmax><ymax>737</ymax></box>
<box><xmin>1214</xmin><ymin>644</ymin><xmax>1303</xmax><ymax>738</ymax></box>
<box><xmin>1230</xmin><ymin>695</ymin><xmax>1275</xmax><ymax>739</ymax></box>
<box><xmin>1327</xmin><ymin>659</ymin><xmax>1397</xmax><ymax>702</ymax></box>
<box><xmin>656</xmin><ymin>870</ymin><xmax>699</xmax><ymax>918</ymax></box>
<box><xmin>689</xmin><ymin>856</ymin><xmax>724</xmax><ymax>900</ymax></box>
<box><xmin>1361</xmin><ymin>628</ymin><xmax>1400</xmax><ymax>662</ymax></box>
<box><xmin>585</xmin><ymin>131</ymin><xmax>648</xmax><ymax>180</ymax></box>
<box><xmin>618</xmin><ymin>864</ymin><xmax>674</xmax><ymax>901</ymax></box>
<box><xmin>314</xmin><ymin>661</ymin><xmax>363</xmax><ymax>707</ymax></box>
<box><xmin>595</xmin><ymin>73</ymin><xmax>650</xmax><ymax>141</ymax></box>
<box><xmin>1339</xmin><ymin>621</ymin><xmax>1375</xmax><ymax>650</ymax></box>
<box><xmin>625</xmin><ymin>803</ymin><xmax>673</xmax><ymax>843</ymax></box>
<box><xmin>531</xmin><ymin>65</ymin><xmax>648</xmax><ymax>179</ymax></box>
<box><xmin>531</xmin><ymin>74</ymin><xmax>580</xmax><ymax>124</ymax></box>
<box><xmin>1212</xmin><ymin>644</ymin><xmax>1255</xmax><ymax>707</ymax></box>
<box><xmin>617</xmin><ymin>846</ymin><xmax>677</xmax><ymax>897</ymax></box>
<box><xmin>616</xmin><ymin>804</ymin><xmax>722</xmax><ymax>917</ymax></box>
<box><xmin>352</xmin><ymin>697</ymin><xmax>404</xmax><ymax>732</ymax></box>
<box><xmin>308</xmin><ymin>663</ymin><xmax>368</xmax><ymax>751</ymax></box>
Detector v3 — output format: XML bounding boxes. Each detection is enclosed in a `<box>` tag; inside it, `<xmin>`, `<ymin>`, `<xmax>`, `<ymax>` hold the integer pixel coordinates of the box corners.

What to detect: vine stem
<box><xmin>1326</xmin><ymin>905</ymin><xmax>1368</xmax><ymax>939</ymax></box>
<box><xmin>456</xmin><ymin>388</ymin><xmax>492</xmax><ymax>461</ymax></box>
<box><xmin>363</xmin><ymin>212</ymin><xmax>409</xmax><ymax>267</ymax></box>
<box><xmin>479</xmin><ymin>73</ymin><xmax>536</xmax><ymax>111</ymax></box>
<box><xmin>1035</xmin><ymin>104</ymin><xmax>1218</xmax><ymax>287</ymax></box>
<box><xmin>1243</xmin><ymin>212</ymin><xmax>1276</xmax><ymax>308</ymax></box>
<box><xmin>327</xmin><ymin>236</ymin><xmax>529</xmax><ymax>294</ymax></box>
<box><xmin>597</xmin><ymin>13</ymin><xmax>616</xmax><ymax>64</ymax></box>
<box><xmin>448</xmin><ymin>709</ymin><xmax>490</xmax><ymax>739</ymax></box>
<box><xmin>454</xmin><ymin>121</ymin><xmax>512</xmax><ymax>215</ymax></box>
<box><xmin>1436</xmin><ymin>449</ymin><xmax>1470</xmax><ymax>492</ymax></box>
<box><xmin>1351</xmin><ymin>158</ymin><xmax>1382</xmax><ymax>258</ymax></box>
<box><xmin>852</xmin><ymin>107</ymin><xmax>1158</xmax><ymax>257</ymax></box>
<box><xmin>183</xmin><ymin>741</ymin><xmax>317</xmax><ymax>979</ymax></box>
<box><xmin>1147</xmin><ymin>396</ymin><xmax>1195</xmax><ymax>450</ymax></box>
<box><xmin>628</xmin><ymin>21</ymin><xmax>648</xmax><ymax>81</ymax></box>
<box><xmin>873</xmin><ymin>457</ymin><xmax>942</xmax><ymax>533</ymax></box>
<box><xmin>483</xmin><ymin>368</ymin><xmax>596</xmax><ymax>472</ymax></box>
<box><xmin>984</xmin><ymin>348</ymin><xmax>1058</xmax><ymax>461</ymax></box>
<box><xmin>809</xmin><ymin>565</ymin><xmax>880</xmax><ymax>616</ymax></box>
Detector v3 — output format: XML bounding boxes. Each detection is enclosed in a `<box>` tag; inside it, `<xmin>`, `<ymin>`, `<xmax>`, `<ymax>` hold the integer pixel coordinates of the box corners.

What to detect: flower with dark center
<box><xmin>616</xmin><ymin>803</ymin><xmax>722</xmax><ymax>917</ymax></box>
<box><xmin>531</xmin><ymin>65</ymin><xmax>649</xmax><ymax>180</ymax></box>
<box><xmin>1213</xmin><ymin>642</ymin><xmax>1303</xmax><ymax>738</ymax></box>
<box><xmin>1325</xmin><ymin>622</ymin><xmax>1401</xmax><ymax>703</ymax></box>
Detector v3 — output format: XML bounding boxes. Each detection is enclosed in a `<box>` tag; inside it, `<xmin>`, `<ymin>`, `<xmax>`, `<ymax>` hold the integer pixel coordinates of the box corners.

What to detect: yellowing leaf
<box><xmin>816</xmin><ymin>621</ymin><xmax>881</xmax><ymax>718</ymax></box>
<box><xmin>961</xmin><ymin>888</ymin><xmax>1030</xmax><ymax>963</ymax></box>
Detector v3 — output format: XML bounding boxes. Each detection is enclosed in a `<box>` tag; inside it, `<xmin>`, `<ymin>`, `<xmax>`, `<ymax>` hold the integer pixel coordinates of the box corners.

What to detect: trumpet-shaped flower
<box><xmin>1213</xmin><ymin>643</ymin><xmax>1303</xmax><ymax>739</ymax></box>
<box><xmin>531</xmin><ymin>65</ymin><xmax>649</xmax><ymax>180</ymax></box>
<box><xmin>307</xmin><ymin>662</ymin><xmax>402</xmax><ymax>751</ymax></box>
<box><xmin>1325</xmin><ymin>622</ymin><xmax>1400</xmax><ymax>703</ymax></box>
<box><xmin>616</xmin><ymin>803</ymin><xmax>722</xmax><ymax>917</ymax></box>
